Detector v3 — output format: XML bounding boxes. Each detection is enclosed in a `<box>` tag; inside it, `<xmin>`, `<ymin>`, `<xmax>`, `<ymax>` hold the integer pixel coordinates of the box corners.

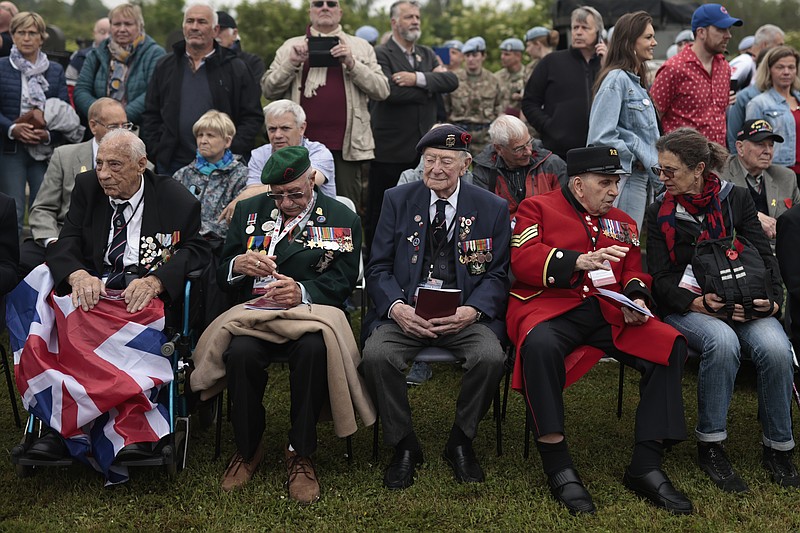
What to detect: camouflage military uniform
<box><xmin>495</xmin><ymin>67</ymin><xmax>526</xmax><ymax>117</ymax></box>
<box><xmin>445</xmin><ymin>67</ymin><xmax>503</xmax><ymax>156</ymax></box>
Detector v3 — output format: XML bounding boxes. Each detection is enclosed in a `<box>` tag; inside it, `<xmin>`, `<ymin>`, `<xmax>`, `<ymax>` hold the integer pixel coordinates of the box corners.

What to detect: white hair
<box><xmin>100</xmin><ymin>129</ymin><xmax>146</xmax><ymax>161</ymax></box>
<box><xmin>489</xmin><ymin>114</ymin><xmax>528</xmax><ymax>146</ymax></box>
<box><xmin>184</xmin><ymin>2</ymin><xmax>218</xmax><ymax>26</ymax></box>
<box><xmin>264</xmin><ymin>99</ymin><xmax>306</xmax><ymax>127</ymax></box>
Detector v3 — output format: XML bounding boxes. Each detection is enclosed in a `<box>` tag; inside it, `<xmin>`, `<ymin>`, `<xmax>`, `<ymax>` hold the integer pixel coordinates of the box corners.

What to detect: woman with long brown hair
<box><xmin>587</xmin><ymin>11</ymin><xmax>660</xmax><ymax>228</ymax></box>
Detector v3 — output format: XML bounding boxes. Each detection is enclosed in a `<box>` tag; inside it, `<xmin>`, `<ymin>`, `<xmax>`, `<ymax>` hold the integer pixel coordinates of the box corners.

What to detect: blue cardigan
<box><xmin>0</xmin><ymin>57</ymin><xmax>68</xmax><ymax>149</ymax></box>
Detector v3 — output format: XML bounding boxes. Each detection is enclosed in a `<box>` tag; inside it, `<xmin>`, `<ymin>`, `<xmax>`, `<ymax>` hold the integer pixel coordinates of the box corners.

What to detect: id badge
<box><xmin>253</xmin><ymin>275</ymin><xmax>277</xmax><ymax>295</ymax></box>
<box><xmin>412</xmin><ymin>278</ymin><xmax>444</xmax><ymax>305</ymax></box>
<box><xmin>678</xmin><ymin>264</ymin><xmax>702</xmax><ymax>295</ymax></box>
<box><xmin>588</xmin><ymin>261</ymin><xmax>616</xmax><ymax>287</ymax></box>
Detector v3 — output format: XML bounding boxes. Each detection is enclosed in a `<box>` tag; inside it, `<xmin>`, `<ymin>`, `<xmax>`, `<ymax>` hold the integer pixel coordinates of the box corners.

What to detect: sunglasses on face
<box><xmin>651</xmin><ymin>165</ymin><xmax>676</xmax><ymax>179</ymax></box>
<box><xmin>311</xmin><ymin>1</ymin><xmax>339</xmax><ymax>7</ymax></box>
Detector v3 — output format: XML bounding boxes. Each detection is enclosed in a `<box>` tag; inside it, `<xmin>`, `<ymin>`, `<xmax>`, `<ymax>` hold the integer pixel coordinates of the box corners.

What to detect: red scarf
<box><xmin>656</xmin><ymin>174</ymin><xmax>727</xmax><ymax>263</ymax></box>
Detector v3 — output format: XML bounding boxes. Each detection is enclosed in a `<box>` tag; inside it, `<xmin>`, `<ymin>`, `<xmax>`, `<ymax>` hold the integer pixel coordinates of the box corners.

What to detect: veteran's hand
<box><xmin>753</xmin><ymin>298</ymin><xmax>779</xmax><ymax>317</ymax></box>
<box><xmin>68</xmin><ymin>270</ymin><xmax>105</xmax><ymax>311</ymax></box>
<box><xmin>429</xmin><ymin>306</ymin><xmax>479</xmax><ymax>336</ymax></box>
<box><xmin>264</xmin><ymin>272</ymin><xmax>302</xmax><ymax>308</ymax></box>
<box><xmin>575</xmin><ymin>245</ymin><xmax>628</xmax><ymax>272</ymax></box>
<box><xmin>621</xmin><ymin>298</ymin><xmax>649</xmax><ymax>326</ymax></box>
<box><xmin>391</xmin><ymin>303</ymin><xmax>437</xmax><ymax>339</ymax></box>
<box><xmin>123</xmin><ymin>276</ymin><xmax>164</xmax><ymax>313</ymax></box>
<box><xmin>233</xmin><ymin>250</ymin><xmax>278</xmax><ymax>278</ymax></box>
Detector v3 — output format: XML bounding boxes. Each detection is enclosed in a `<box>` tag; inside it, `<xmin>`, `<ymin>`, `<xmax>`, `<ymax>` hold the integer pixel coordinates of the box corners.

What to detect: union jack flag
<box><xmin>6</xmin><ymin>265</ymin><xmax>173</xmax><ymax>484</ymax></box>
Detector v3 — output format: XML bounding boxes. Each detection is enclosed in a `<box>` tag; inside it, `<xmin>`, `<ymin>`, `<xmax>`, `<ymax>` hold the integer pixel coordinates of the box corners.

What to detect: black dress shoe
<box><xmin>27</xmin><ymin>429</ymin><xmax>68</xmax><ymax>460</ymax></box>
<box><xmin>115</xmin><ymin>442</ymin><xmax>155</xmax><ymax>461</ymax></box>
<box><xmin>383</xmin><ymin>448</ymin><xmax>424</xmax><ymax>490</ymax></box>
<box><xmin>623</xmin><ymin>468</ymin><xmax>693</xmax><ymax>515</ymax></box>
<box><xmin>547</xmin><ymin>467</ymin><xmax>596</xmax><ymax>515</ymax></box>
<box><xmin>443</xmin><ymin>444</ymin><xmax>484</xmax><ymax>483</ymax></box>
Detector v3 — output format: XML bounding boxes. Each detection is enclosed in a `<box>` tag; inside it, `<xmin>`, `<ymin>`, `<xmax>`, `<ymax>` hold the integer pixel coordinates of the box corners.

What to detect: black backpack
<box><xmin>692</xmin><ymin>231</ymin><xmax>774</xmax><ymax>322</ymax></box>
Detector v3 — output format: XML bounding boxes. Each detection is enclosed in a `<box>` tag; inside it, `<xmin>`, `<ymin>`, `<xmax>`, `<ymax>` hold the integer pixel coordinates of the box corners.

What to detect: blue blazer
<box><xmin>0</xmin><ymin>57</ymin><xmax>68</xmax><ymax>149</ymax></box>
<box><xmin>364</xmin><ymin>179</ymin><xmax>511</xmax><ymax>340</ymax></box>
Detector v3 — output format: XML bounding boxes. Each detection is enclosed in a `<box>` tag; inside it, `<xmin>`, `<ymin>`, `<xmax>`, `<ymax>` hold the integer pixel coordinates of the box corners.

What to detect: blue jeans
<box><xmin>665</xmin><ymin>312</ymin><xmax>795</xmax><ymax>450</ymax></box>
<box><xmin>0</xmin><ymin>148</ymin><xmax>47</xmax><ymax>235</ymax></box>
<box><xmin>613</xmin><ymin>168</ymin><xmax>650</xmax><ymax>229</ymax></box>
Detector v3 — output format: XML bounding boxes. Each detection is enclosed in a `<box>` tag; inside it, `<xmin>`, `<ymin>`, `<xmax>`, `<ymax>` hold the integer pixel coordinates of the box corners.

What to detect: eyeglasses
<box><xmin>508</xmin><ymin>138</ymin><xmax>534</xmax><ymax>156</ymax></box>
<box><xmin>651</xmin><ymin>165</ymin><xmax>676</xmax><ymax>179</ymax></box>
<box><xmin>13</xmin><ymin>30</ymin><xmax>40</xmax><ymax>39</ymax></box>
<box><xmin>267</xmin><ymin>191</ymin><xmax>306</xmax><ymax>202</ymax></box>
<box><xmin>311</xmin><ymin>1</ymin><xmax>339</xmax><ymax>7</ymax></box>
<box><xmin>95</xmin><ymin>121</ymin><xmax>134</xmax><ymax>130</ymax></box>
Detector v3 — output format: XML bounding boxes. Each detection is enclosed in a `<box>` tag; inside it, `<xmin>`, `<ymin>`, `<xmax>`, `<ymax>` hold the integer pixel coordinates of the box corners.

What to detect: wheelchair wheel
<box><xmin>15</xmin><ymin>463</ymin><xmax>34</xmax><ymax>478</ymax></box>
<box><xmin>162</xmin><ymin>444</ymin><xmax>177</xmax><ymax>480</ymax></box>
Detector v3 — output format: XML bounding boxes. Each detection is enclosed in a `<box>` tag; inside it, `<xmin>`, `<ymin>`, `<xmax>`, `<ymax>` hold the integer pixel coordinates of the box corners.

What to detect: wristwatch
<box><xmin>474</xmin><ymin>309</ymin><xmax>484</xmax><ymax>322</ymax></box>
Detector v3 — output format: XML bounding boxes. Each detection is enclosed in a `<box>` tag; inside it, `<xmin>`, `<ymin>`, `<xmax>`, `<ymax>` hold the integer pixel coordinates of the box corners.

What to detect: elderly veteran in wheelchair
<box><xmin>189</xmin><ymin>146</ymin><xmax>374</xmax><ymax>504</ymax></box>
<box><xmin>20</xmin><ymin>129</ymin><xmax>209</xmax><ymax>478</ymax></box>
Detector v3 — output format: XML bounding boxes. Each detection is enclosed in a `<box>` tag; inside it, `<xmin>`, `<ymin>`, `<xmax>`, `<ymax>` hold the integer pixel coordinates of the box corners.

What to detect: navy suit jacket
<box><xmin>364</xmin><ymin>179</ymin><xmax>511</xmax><ymax>339</ymax></box>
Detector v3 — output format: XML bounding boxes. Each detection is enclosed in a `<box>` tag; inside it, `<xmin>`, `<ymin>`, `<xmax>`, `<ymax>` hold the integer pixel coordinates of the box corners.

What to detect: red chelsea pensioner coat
<box><xmin>506</xmin><ymin>187</ymin><xmax>683</xmax><ymax>391</ymax></box>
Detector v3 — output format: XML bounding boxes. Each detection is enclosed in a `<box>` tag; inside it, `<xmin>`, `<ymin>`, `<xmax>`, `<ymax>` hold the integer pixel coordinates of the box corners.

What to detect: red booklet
<box><xmin>414</xmin><ymin>288</ymin><xmax>461</xmax><ymax>320</ymax></box>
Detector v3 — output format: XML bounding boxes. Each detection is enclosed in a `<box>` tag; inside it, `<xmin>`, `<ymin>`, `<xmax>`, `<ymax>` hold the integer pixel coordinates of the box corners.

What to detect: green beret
<box><xmin>260</xmin><ymin>146</ymin><xmax>311</xmax><ymax>185</ymax></box>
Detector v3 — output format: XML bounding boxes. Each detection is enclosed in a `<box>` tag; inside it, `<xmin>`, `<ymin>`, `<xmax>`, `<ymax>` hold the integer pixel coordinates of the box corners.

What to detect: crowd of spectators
<box><xmin>4</xmin><ymin>0</ymin><xmax>800</xmax><ymax>515</ymax></box>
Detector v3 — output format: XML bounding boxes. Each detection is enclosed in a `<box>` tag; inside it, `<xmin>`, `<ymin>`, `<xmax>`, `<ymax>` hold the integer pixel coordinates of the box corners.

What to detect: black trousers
<box><xmin>223</xmin><ymin>331</ymin><xmax>328</xmax><ymax>460</ymax></box>
<box><xmin>520</xmin><ymin>298</ymin><xmax>687</xmax><ymax>444</ymax></box>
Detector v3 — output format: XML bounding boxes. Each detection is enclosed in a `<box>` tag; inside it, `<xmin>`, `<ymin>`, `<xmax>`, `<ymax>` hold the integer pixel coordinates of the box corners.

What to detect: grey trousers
<box><xmin>360</xmin><ymin>323</ymin><xmax>505</xmax><ymax>447</ymax></box>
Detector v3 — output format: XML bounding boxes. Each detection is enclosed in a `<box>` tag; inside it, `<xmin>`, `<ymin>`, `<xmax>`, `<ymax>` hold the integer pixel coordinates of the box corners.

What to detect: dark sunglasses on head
<box><xmin>311</xmin><ymin>1</ymin><xmax>339</xmax><ymax>7</ymax></box>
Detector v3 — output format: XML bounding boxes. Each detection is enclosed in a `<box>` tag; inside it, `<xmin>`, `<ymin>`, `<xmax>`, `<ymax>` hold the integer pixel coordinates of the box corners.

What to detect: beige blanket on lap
<box><xmin>190</xmin><ymin>303</ymin><xmax>375</xmax><ymax>437</ymax></box>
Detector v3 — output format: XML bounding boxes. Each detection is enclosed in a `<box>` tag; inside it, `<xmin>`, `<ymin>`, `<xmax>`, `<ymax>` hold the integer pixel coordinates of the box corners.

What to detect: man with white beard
<box><xmin>367</xmin><ymin>0</ymin><xmax>458</xmax><ymax>253</ymax></box>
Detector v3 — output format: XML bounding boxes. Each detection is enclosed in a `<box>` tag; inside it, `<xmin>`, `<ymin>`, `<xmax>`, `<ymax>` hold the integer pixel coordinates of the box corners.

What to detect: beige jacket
<box><xmin>262</xmin><ymin>33</ymin><xmax>389</xmax><ymax>162</ymax></box>
<box><xmin>190</xmin><ymin>303</ymin><xmax>376</xmax><ymax>437</ymax></box>
<box><xmin>29</xmin><ymin>140</ymin><xmax>94</xmax><ymax>245</ymax></box>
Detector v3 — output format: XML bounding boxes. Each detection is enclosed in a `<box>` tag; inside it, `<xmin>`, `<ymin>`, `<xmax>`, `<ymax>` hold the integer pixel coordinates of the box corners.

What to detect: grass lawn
<box><xmin>1</xmin><ymin>331</ymin><xmax>799</xmax><ymax>532</ymax></box>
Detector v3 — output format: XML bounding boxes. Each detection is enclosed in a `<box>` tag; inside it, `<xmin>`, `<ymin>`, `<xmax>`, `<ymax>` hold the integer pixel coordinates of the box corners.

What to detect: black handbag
<box><xmin>691</xmin><ymin>232</ymin><xmax>774</xmax><ymax>322</ymax></box>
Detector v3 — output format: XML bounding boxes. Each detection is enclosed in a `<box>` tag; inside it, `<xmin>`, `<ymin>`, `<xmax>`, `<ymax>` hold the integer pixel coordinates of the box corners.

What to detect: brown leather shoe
<box><xmin>221</xmin><ymin>440</ymin><xmax>264</xmax><ymax>492</ymax></box>
<box><xmin>285</xmin><ymin>446</ymin><xmax>320</xmax><ymax>504</ymax></box>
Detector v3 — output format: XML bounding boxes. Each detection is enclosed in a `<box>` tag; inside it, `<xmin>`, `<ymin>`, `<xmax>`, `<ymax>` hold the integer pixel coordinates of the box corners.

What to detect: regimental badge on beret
<box><xmin>415</xmin><ymin>124</ymin><xmax>472</xmax><ymax>153</ymax></box>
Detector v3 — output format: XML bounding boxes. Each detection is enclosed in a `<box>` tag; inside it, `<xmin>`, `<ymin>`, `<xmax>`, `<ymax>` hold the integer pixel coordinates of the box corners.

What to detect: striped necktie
<box><xmin>105</xmin><ymin>201</ymin><xmax>130</xmax><ymax>289</ymax></box>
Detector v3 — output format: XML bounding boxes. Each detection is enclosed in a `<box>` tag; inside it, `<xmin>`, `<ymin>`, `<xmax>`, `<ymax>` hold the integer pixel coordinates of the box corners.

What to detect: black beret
<box><xmin>415</xmin><ymin>125</ymin><xmax>472</xmax><ymax>153</ymax></box>
<box><xmin>217</xmin><ymin>11</ymin><xmax>236</xmax><ymax>29</ymax></box>
<box><xmin>566</xmin><ymin>146</ymin><xmax>625</xmax><ymax>176</ymax></box>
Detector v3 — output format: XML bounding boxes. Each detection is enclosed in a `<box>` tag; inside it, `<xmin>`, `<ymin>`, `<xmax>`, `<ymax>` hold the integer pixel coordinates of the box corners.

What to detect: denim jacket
<box><xmin>746</xmin><ymin>87</ymin><xmax>800</xmax><ymax>167</ymax></box>
<box><xmin>588</xmin><ymin>69</ymin><xmax>660</xmax><ymax>185</ymax></box>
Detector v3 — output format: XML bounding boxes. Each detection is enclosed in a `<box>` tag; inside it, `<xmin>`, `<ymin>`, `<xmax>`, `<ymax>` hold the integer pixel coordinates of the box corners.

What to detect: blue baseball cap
<box><xmin>691</xmin><ymin>4</ymin><xmax>743</xmax><ymax>33</ymax></box>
